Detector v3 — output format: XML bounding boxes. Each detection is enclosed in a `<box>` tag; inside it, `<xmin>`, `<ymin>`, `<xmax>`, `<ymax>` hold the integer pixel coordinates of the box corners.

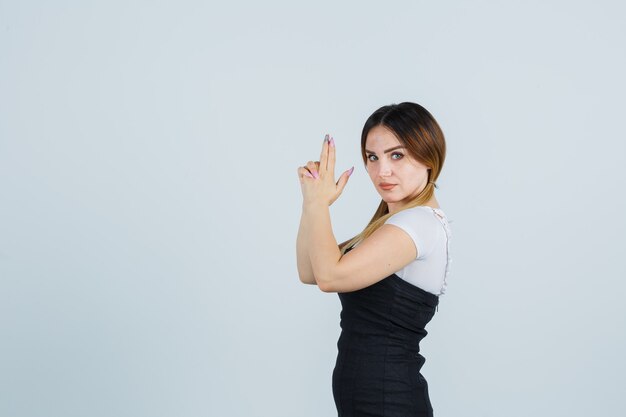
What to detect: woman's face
<box><xmin>364</xmin><ymin>125</ymin><xmax>430</xmax><ymax>213</ymax></box>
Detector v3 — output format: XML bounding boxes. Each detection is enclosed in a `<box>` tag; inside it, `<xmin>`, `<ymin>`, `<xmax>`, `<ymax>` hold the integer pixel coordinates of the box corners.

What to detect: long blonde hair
<box><xmin>339</xmin><ymin>102</ymin><xmax>447</xmax><ymax>256</ymax></box>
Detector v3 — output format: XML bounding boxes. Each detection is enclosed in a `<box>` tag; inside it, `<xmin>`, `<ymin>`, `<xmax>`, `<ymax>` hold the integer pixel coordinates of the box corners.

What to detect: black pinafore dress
<box><xmin>332</xmin><ymin>247</ymin><xmax>439</xmax><ymax>417</ymax></box>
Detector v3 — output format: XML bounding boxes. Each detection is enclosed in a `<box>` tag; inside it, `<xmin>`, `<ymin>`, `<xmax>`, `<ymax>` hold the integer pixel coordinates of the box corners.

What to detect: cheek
<box><xmin>400</xmin><ymin>167</ymin><xmax>426</xmax><ymax>184</ymax></box>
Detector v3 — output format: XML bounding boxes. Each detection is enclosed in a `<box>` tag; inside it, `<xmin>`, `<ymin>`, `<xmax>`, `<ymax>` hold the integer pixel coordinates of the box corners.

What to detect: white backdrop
<box><xmin>1</xmin><ymin>1</ymin><xmax>625</xmax><ymax>416</ymax></box>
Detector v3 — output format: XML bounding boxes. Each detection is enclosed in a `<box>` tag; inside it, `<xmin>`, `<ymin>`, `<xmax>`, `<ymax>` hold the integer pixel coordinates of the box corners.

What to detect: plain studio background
<box><xmin>1</xmin><ymin>1</ymin><xmax>625</xmax><ymax>416</ymax></box>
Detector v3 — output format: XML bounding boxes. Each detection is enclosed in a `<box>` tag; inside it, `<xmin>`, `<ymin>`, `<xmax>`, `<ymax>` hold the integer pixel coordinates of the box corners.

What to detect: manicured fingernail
<box><xmin>329</xmin><ymin>137</ymin><xmax>335</xmax><ymax>147</ymax></box>
<box><xmin>304</xmin><ymin>171</ymin><xmax>314</xmax><ymax>178</ymax></box>
<box><xmin>347</xmin><ymin>166</ymin><xmax>354</xmax><ymax>176</ymax></box>
<box><xmin>313</xmin><ymin>170</ymin><xmax>319</xmax><ymax>179</ymax></box>
<box><xmin>324</xmin><ymin>134</ymin><xmax>329</xmax><ymax>143</ymax></box>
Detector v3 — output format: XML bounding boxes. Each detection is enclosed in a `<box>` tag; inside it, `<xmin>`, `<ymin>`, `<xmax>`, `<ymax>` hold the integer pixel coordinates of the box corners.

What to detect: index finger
<box><xmin>320</xmin><ymin>133</ymin><xmax>329</xmax><ymax>173</ymax></box>
<box><xmin>327</xmin><ymin>135</ymin><xmax>335</xmax><ymax>177</ymax></box>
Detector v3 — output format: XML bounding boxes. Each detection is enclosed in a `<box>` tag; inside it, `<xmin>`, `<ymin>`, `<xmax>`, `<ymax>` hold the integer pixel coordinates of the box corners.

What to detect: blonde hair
<box><xmin>339</xmin><ymin>102</ymin><xmax>446</xmax><ymax>256</ymax></box>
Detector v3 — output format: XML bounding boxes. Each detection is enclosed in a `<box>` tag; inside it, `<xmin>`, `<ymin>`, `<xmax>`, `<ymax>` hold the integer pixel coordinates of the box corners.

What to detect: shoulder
<box><xmin>384</xmin><ymin>207</ymin><xmax>443</xmax><ymax>259</ymax></box>
<box><xmin>385</xmin><ymin>206</ymin><xmax>440</xmax><ymax>225</ymax></box>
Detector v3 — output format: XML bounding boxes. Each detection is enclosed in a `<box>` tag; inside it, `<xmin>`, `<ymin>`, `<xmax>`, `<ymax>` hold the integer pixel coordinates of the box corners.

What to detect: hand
<box><xmin>297</xmin><ymin>134</ymin><xmax>354</xmax><ymax>207</ymax></box>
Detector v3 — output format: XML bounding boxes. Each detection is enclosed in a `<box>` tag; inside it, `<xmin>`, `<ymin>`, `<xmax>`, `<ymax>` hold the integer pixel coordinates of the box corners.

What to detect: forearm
<box><xmin>302</xmin><ymin>202</ymin><xmax>341</xmax><ymax>289</ymax></box>
<box><xmin>296</xmin><ymin>209</ymin><xmax>317</xmax><ymax>284</ymax></box>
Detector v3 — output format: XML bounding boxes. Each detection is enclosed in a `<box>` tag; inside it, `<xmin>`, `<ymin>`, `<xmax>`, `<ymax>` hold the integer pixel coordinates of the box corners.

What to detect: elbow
<box><xmin>297</xmin><ymin>269</ymin><xmax>318</xmax><ymax>285</ymax></box>
<box><xmin>296</xmin><ymin>264</ymin><xmax>316</xmax><ymax>285</ymax></box>
<box><xmin>319</xmin><ymin>283</ymin><xmax>333</xmax><ymax>293</ymax></box>
<box><xmin>300</xmin><ymin>277</ymin><xmax>317</xmax><ymax>285</ymax></box>
<box><xmin>298</xmin><ymin>274</ymin><xmax>316</xmax><ymax>285</ymax></box>
<box><xmin>316</xmin><ymin>276</ymin><xmax>335</xmax><ymax>293</ymax></box>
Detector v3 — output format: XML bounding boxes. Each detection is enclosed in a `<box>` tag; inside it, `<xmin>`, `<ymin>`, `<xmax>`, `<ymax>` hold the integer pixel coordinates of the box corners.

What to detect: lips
<box><xmin>379</xmin><ymin>183</ymin><xmax>396</xmax><ymax>190</ymax></box>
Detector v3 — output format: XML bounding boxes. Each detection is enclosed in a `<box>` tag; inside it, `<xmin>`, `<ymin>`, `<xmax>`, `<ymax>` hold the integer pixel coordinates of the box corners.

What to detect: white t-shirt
<box><xmin>383</xmin><ymin>206</ymin><xmax>453</xmax><ymax>296</ymax></box>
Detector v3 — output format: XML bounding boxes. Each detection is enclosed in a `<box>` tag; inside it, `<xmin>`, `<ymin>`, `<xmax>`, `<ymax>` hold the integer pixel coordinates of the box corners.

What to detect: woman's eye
<box><xmin>367</xmin><ymin>153</ymin><xmax>404</xmax><ymax>162</ymax></box>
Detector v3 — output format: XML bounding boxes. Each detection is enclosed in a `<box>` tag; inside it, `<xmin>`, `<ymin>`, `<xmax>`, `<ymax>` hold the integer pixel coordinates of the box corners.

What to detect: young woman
<box><xmin>296</xmin><ymin>102</ymin><xmax>452</xmax><ymax>416</ymax></box>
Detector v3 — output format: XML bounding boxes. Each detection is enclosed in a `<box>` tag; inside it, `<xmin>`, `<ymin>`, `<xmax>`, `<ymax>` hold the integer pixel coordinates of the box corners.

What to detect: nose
<box><xmin>378</xmin><ymin>160</ymin><xmax>392</xmax><ymax>177</ymax></box>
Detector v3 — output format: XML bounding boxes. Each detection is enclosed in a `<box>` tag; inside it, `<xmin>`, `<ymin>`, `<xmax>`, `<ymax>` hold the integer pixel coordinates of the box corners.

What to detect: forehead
<box><xmin>365</xmin><ymin>125</ymin><xmax>401</xmax><ymax>148</ymax></box>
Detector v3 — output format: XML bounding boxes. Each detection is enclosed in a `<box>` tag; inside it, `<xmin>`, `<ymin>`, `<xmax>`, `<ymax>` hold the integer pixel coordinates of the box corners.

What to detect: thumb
<box><xmin>336</xmin><ymin>166</ymin><xmax>354</xmax><ymax>192</ymax></box>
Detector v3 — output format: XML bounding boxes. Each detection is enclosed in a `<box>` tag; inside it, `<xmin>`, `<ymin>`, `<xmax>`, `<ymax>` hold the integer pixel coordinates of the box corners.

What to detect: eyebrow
<box><xmin>364</xmin><ymin>145</ymin><xmax>406</xmax><ymax>154</ymax></box>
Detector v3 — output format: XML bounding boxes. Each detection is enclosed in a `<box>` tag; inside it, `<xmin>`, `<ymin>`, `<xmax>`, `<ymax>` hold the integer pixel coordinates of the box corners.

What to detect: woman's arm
<box><xmin>297</xmin><ymin>204</ymin><xmax>350</xmax><ymax>285</ymax></box>
<box><xmin>304</xmin><ymin>200</ymin><xmax>417</xmax><ymax>293</ymax></box>
<box><xmin>296</xmin><ymin>206</ymin><xmax>317</xmax><ymax>284</ymax></box>
<box><xmin>296</xmin><ymin>135</ymin><xmax>353</xmax><ymax>286</ymax></box>
<box><xmin>301</xmin><ymin>202</ymin><xmax>342</xmax><ymax>290</ymax></box>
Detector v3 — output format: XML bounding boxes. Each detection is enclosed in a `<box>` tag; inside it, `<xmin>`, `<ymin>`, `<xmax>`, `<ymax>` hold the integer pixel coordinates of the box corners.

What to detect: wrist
<box><xmin>302</xmin><ymin>200</ymin><xmax>327</xmax><ymax>212</ymax></box>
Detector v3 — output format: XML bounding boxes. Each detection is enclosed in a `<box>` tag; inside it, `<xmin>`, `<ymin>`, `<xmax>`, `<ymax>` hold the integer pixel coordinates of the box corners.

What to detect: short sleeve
<box><xmin>384</xmin><ymin>207</ymin><xmax>441</xmax><ymax>260</ymax></box>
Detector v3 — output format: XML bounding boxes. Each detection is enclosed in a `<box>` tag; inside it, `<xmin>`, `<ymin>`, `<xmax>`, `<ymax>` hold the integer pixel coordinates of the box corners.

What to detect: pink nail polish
<box><xmin>313</xmin><ymin>171</ymin><xmax>319</xmax><ymax>179</ymax></box>
<box><xmin>330</xmin><ymin>137</ymin><xmax>335</xmax><ymax>147</ymax></box>
<box><xmin>347</xmin><ymin>166</ymin><xmax>354</xmax><ymax>176</ymax></box>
